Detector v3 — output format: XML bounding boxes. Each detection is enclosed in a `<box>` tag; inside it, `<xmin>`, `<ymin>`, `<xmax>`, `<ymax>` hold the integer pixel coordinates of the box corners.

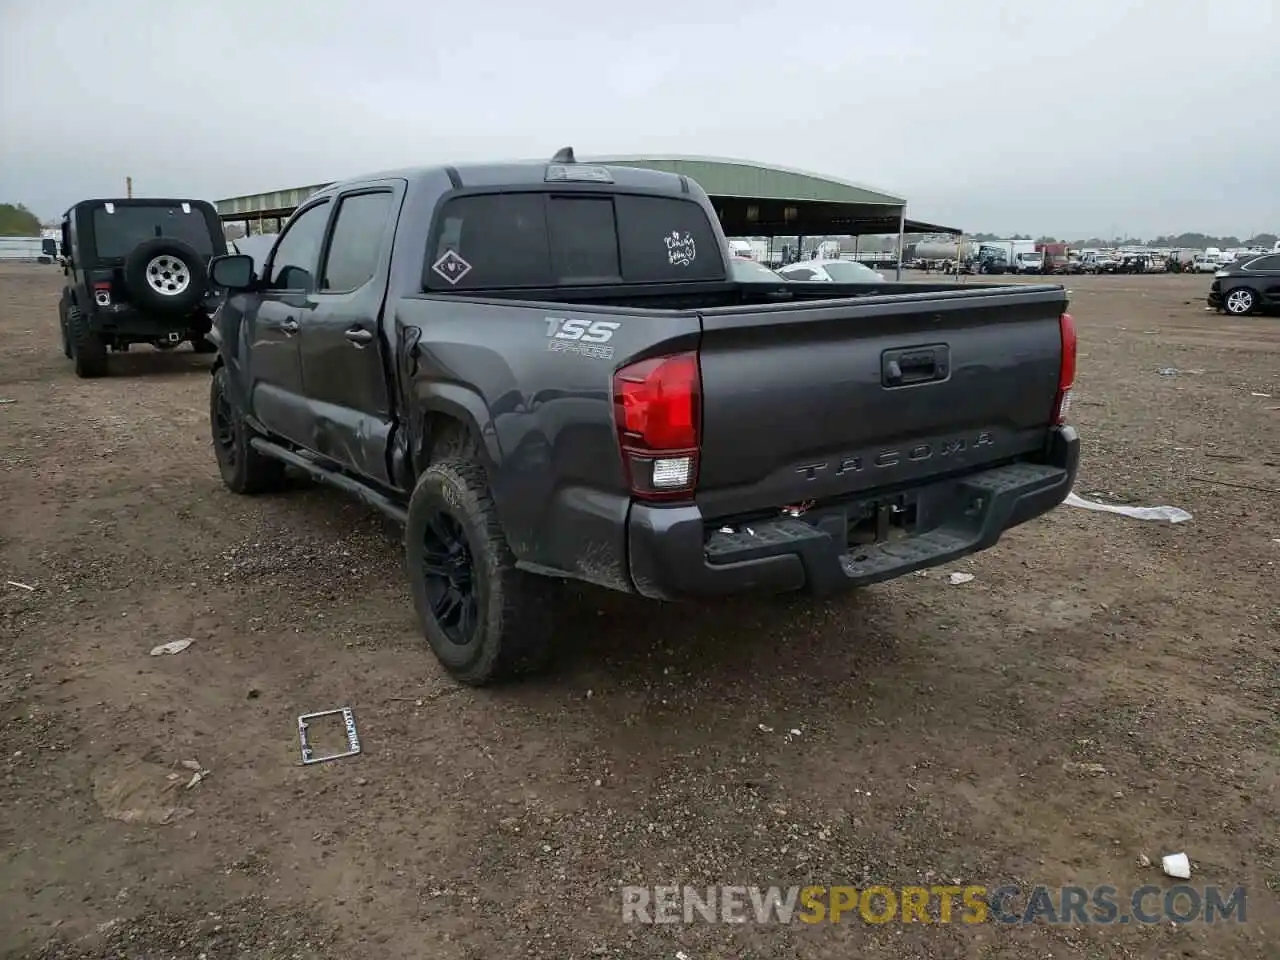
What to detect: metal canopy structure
<box><xmin>590</xmin><ymin>155</ymin><xmax>917</xmax><ymax>238</ymax></box>
<box><xmin>213</xmin><ymin>155</ymin><xmax>962</xmax><ymax>275</ymax></box>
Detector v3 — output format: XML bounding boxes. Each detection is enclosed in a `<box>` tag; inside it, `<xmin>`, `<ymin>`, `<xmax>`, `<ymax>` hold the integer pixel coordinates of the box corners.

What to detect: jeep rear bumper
<box><xmin>82</xmin><ymin>304</ymin><xmax>212</xmax><ymax>341</ymax></box>
<box><xmin>626</xmin><ymin>426</ymin><xmax>1080</xmax><ymax>600</ymax></box>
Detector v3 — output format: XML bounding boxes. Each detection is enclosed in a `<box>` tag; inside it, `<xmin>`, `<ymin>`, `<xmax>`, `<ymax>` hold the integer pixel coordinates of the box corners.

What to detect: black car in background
<box><xmin>1208</xmin><ymin>252</ymin><xmax>1280</xmax><ymax>316</ymax></box>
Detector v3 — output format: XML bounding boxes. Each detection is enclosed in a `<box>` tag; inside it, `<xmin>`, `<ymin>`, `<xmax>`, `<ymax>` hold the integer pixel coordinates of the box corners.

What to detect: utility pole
<box><xmin>126</xmin><ymin>177</ymin><xmax>133</xmax><ymax>199</ymax></box>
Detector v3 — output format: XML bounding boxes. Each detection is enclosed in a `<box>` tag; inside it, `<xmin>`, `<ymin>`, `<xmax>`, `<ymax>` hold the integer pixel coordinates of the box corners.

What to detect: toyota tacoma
<box><xmin>206</xmin><ymin>149</ymin><xmax>1080</xmax><ymax>685</ymax></box>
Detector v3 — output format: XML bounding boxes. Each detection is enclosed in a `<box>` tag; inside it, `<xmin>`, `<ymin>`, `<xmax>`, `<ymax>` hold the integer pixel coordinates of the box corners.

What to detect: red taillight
<box><xmin>613</xmin><ymin>351</ymin><xmax>701</xmax><ymax>500</ymax></box>
<box><xmin>1053</xmin><ymin>311</ymin><xmax>1077</xmax><ymax>424</ymax></box>
<box><xmin>92</xmin><ymin>280</ymin><xmax>112</xmax><ymax>306</ymax></box>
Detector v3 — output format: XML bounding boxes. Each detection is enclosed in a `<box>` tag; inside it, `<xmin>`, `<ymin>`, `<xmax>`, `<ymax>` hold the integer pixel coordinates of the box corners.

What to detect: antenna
<box><xmin>550</xmin><ymin>146</ymin><xmax>576</xmax><ymax>164</ymax></box>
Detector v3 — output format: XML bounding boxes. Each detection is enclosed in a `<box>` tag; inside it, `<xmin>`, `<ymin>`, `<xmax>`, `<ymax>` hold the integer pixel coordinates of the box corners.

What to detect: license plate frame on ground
<box><xmin>297</xmin><ymin>706</ymin><xmax>361</xmax><ymax>765</ymax></box>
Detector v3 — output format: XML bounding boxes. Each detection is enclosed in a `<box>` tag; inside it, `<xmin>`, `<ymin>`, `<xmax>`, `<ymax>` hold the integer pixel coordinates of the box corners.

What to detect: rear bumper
<box><xmin>84</xmin><ymin>303</ymin><xmax>212</xmax><ymax>339</ymax></box>
<box><xmin>627</xmin><ymin>426</ymin><xmax>1080</xmax><ymax>600</ymax></box>
<box><xmin>1206</xmin><ymin>282</ymin><xmax>1222</xmax><ymax>308</ymax></box>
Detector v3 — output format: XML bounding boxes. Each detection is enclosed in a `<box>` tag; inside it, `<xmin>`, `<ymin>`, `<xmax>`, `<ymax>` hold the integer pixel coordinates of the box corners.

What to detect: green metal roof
<box><xmin>586</xmin><ymin>155</ymin><xmax>905</xmax><ymax>207</ymax></box>
<box><xmin>215</xmin><ymin>156</ymin><xmax>906</xmax><ymax>220</ymax></box>
<box><xmin>217</xmin><ymin>182</ymin><xmax>330</xmax><ymax>218</ymax></box>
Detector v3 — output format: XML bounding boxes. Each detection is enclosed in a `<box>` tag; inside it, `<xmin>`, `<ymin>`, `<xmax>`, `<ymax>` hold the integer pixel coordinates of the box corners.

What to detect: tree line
<box><xmin>0</xmin><ymin>203</ymin><xmax>42</xmax><ymax>236</ymax></box>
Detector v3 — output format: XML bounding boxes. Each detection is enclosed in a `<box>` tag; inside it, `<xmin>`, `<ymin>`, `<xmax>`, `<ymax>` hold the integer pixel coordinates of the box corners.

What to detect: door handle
<box><xmin>344</xmin><ymin>327</ymin><xmax>374</xmax><ymax>346</ymax></box>
<box><xmin>279</xmin><ymin>318</ymin><xmax>299</xmax><ymax>335</ymax></box>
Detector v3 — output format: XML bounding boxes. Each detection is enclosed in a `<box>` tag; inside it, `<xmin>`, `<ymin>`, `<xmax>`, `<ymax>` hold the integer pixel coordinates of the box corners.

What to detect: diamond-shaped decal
<box><xmin>431</xmin><ymin>249</ymin><xmax>472</xmax><ymax>285</ymax></box>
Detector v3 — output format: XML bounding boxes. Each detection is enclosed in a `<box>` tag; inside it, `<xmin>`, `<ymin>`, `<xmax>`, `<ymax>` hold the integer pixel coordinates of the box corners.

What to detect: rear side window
<box><xmin>614</xmin><ymin>195</ymin><xmax>723</xmax><ymax>283</ymax></box>
<box><xmin>424</xmin><ymin>192</ymin><xmax>724</xmax><ymax>290</ymax></box>
<box><xmin>321</xmin><ymin>191</ymin><xmax>394</xmax><ymax>292</ymax></box>
<box><xmin>1245</xmin><ymin>255</ymin><xmax>1280</xmax><ymax>271</ymax></box>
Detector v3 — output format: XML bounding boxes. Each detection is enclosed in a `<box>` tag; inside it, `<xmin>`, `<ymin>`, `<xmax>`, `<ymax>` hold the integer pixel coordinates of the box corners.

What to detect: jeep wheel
<box><xmin>68</xmin><ymin>306</ymin><xmax>107</xmax><ymax>378</ymax></box>
<box><xmin>210</xmin><ymin>366</ymin><xmax>285</xmax><ymax>494</ymax></box>
<box><xmin>405</xmin><ymin>457</ymin><xmax>554</xmax><ymax>686</ymax></box>
<box><xmin>124</xmin><ymin>239</ymin><xmax>207</xmax><ymax>316</ymax></box>
<box><xmin>1224</xmin><ymin>288</ymin><xmax>1256</xmax><ymax>316</ymax></box>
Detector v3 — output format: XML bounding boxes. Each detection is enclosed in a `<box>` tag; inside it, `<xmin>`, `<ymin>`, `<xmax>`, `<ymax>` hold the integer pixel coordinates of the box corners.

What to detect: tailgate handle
<box><xmin>883</xmin><ymin>344</ymin><xmax>949</xmax><ymax>387</ymax></box>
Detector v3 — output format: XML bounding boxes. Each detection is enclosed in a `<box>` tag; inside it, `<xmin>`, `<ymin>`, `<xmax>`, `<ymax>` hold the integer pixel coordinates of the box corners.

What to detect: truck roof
<box><xmin>311</xmin><ymin>155</ymin><xmax>695</xmax><ymax>203</ymax></box>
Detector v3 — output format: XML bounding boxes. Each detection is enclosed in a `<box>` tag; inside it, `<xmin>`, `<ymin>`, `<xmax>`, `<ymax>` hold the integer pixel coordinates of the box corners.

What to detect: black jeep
<box><xmin>57</xmin><ymin>198</ymin><xmax>226</xmax><ymax>377</ymax></box>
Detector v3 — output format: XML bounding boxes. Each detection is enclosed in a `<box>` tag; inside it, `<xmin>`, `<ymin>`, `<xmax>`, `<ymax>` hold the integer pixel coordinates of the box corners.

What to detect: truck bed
<box><xmin>429</xmin><ymin>278</ymin><xmax>1039</xmax><ymax>312</ymax></box>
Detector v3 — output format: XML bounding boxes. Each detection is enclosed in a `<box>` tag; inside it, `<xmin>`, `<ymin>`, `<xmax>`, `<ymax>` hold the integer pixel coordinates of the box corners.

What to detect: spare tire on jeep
<box><xmin>123</xmin><ymin>238</ymin><xmax>208</xmax><ymax>315</ymax></box>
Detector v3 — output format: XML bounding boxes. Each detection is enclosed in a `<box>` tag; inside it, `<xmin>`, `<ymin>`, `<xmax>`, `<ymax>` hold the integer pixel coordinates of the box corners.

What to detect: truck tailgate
<box><xmin>695</xmin><ymin>285</ymin><xmax>1069</xmax><ymax>519</ymax></box>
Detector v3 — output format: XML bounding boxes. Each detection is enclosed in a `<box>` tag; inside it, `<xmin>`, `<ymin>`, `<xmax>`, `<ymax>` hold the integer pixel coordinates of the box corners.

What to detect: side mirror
<box><xmin>210</xmin><ymin>254</ymin><xmax>256</xmax><ymax>290</ymax></box>
<box><xmin>41</xmin><ymin>239</ymin><xmax>57</xmax><ymax>257</ymax></box>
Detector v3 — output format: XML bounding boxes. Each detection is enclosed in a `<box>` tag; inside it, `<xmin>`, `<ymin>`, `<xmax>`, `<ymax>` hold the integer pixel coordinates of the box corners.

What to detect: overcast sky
<box><xmin>2</xmin><ymin>0</ymin><xmax>1275</xmax><ymax>239</ymax></box>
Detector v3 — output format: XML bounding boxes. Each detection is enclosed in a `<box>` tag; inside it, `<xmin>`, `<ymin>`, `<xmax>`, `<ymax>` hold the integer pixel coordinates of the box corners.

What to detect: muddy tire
<box><xmin>68</xmin><ymin>306</ymin><xmax>107</xmax><ymax>378</ymax></box>
<box><xmin>209</xmin><ymin>365</ymin><xmax>285</xmax><ymax>494</ymax></box>
<box><xmin>405</xmin><ymin>457</ymin><xmax>554</xmax><ymax>686</ymax></box>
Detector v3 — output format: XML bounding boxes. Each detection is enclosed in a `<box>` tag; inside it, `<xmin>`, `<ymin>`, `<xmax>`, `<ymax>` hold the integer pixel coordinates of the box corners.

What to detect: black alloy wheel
<box><xmin>212</xmin><ymin>383</ymin><xmax>237</xmax><ymax>471</ymax></box>
<box><xmin>420</xmin><ymin>509</ymin><xmax>479</xmax><ymax>646</ymax></box>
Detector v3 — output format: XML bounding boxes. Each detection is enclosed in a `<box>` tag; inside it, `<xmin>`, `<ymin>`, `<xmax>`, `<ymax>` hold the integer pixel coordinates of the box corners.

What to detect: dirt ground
<box><xmin>1</xmin><ymin>263</ymin><xmax>1276</xmax><ymax>960</ymax></box>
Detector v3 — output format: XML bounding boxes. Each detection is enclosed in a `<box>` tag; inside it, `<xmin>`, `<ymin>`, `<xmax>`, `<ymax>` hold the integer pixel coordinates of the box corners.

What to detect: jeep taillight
<box><xmin>1053</xmin><ymin>312</ymin><xmax>1076</xmax><ymax>425</ymax></box>
<box><xmin>93</xmin><ymin>281</ymin><xmax>111</xmax><ymax>306</ymax></box>
<box><xmin>613</xmin><ymin>351</ymin><xmax>701</xmax><ymax>500</ymax></box>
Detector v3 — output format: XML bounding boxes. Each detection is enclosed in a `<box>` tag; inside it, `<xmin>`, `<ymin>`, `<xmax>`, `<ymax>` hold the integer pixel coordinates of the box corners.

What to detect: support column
<box><xmin>896</xmin><ymin>209</ymin><xmax>905</xmax><ymax>280</ymax></box>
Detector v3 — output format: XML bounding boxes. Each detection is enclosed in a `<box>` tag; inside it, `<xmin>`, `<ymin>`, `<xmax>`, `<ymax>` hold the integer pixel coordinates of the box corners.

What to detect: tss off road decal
<box><xmin>545</xmin><ymin>317</ymin><xmax>619</xmax><ymax>360</ymax></box>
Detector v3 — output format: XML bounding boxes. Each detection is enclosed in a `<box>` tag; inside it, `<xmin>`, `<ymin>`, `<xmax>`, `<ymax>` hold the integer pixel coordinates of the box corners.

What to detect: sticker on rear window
<box><xmin>665</xmin><ymin>230</ymin><xmax>697</xmax><ymax>268</ymax></box>
<box><xmin>431</xmin><ymin>249</ymin><xmax>472</xmax><ymax>285</ymax></box>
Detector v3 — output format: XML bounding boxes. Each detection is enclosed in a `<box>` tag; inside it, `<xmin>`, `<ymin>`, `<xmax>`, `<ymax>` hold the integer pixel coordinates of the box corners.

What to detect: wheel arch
<box><xmin>409</xmin><ymin>387</ymin><xmax>503</xmax><ymax>479</ymax></box>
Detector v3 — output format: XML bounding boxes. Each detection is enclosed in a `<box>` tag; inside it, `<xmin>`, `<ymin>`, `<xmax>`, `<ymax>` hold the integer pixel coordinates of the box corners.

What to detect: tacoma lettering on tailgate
<box><xmin>795</xmin><ymin>431</ymin><xmax>995</xmax><ymax>481</ymax></box>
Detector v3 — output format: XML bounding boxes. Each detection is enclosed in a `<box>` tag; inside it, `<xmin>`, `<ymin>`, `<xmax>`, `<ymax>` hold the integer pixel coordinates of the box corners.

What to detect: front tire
<box><xmin>210</xmin><ymin>366</ymin><xmax>285</xmax><ymax>494</ymax></box>
<box><xmin>1224</xmin><ymin>288</ymin><xmax>1256</xmax><ymax>316</ymax></box>
<box><xmin>68</xmin><ymin>307</ymin><xmax>107</xmax><ymax>378</ymax></box>
<box><xmin>405</xmin><ymin>457</ymin><xmax>554</xmax><ymax>686</ymax></box>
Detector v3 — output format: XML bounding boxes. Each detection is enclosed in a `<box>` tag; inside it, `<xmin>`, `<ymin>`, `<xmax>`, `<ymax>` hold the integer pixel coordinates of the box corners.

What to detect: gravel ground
<box><xmin>1</xmin><ymin>263</ymin><xmax>1277</xmax><ymax>959</ymax></box>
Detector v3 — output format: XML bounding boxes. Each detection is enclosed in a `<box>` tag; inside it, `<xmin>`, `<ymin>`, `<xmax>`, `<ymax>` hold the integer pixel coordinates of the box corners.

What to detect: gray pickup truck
<box><xmin>207</xmin><ymin>148</ymin><xmax>1079</xmax><ymax>685</ymax></box>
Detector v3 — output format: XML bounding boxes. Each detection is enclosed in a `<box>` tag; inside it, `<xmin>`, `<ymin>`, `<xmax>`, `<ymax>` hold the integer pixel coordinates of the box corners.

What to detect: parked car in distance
<box><xmin>57</xmin><ymin>197</ymin><xmax>225</xmax><ymax>377</ymax></box>
<box><xmin>777</xmin><ymin>258</ymin><xmax>886</xmax><ymax>283</ymax></box>
<box><xmin>730</xmin><ymin>256</ymin><xmax>787</xmax><ymax>282</ymax></box>
<box><xmin>205</xmin><ymin>148</ymin><xmax>1078</xmax><ymax>686</ymax></box>
<box><xmin>1012</xmin><ymin>251</ymin><xmax>1045</xmax><ymax>274</ymax></box>
<box><xmin>1208</xmin><ymin>252</ymin><xmax>1280</xmax><ymax>315</ymax></box>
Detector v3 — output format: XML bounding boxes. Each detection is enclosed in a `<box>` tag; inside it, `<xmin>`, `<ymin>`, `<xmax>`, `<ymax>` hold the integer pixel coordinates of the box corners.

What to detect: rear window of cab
<box><xmin>423</xmin><ymin>192</ymin><xmax>725</xmax><ymax>290</ymax></box>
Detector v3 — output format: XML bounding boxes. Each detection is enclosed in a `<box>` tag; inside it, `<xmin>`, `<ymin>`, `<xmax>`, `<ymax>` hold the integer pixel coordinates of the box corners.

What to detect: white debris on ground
<box><xmin>181</xmin><ymin>758</ymin><xmax>211</xmax><ymax>790</ymax></box>
<box><xmin>1162</xmin><ymin>852</ymin><xmax>1192</xmax><ymax>879</ymax></box>
<box><xmin>149</xmin><ymin>638</ymin><xmax>194</xmax><ymax>656</ymax></box>
<box><xmin>1064</xmin><ymin>491</ymin><xmax>1192</xmax><ymax>523</ymax></box>
<box><xmin>948</xmin><ymin>572</ymin><xmax>975</xmax><ymax>585</ymax></box>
